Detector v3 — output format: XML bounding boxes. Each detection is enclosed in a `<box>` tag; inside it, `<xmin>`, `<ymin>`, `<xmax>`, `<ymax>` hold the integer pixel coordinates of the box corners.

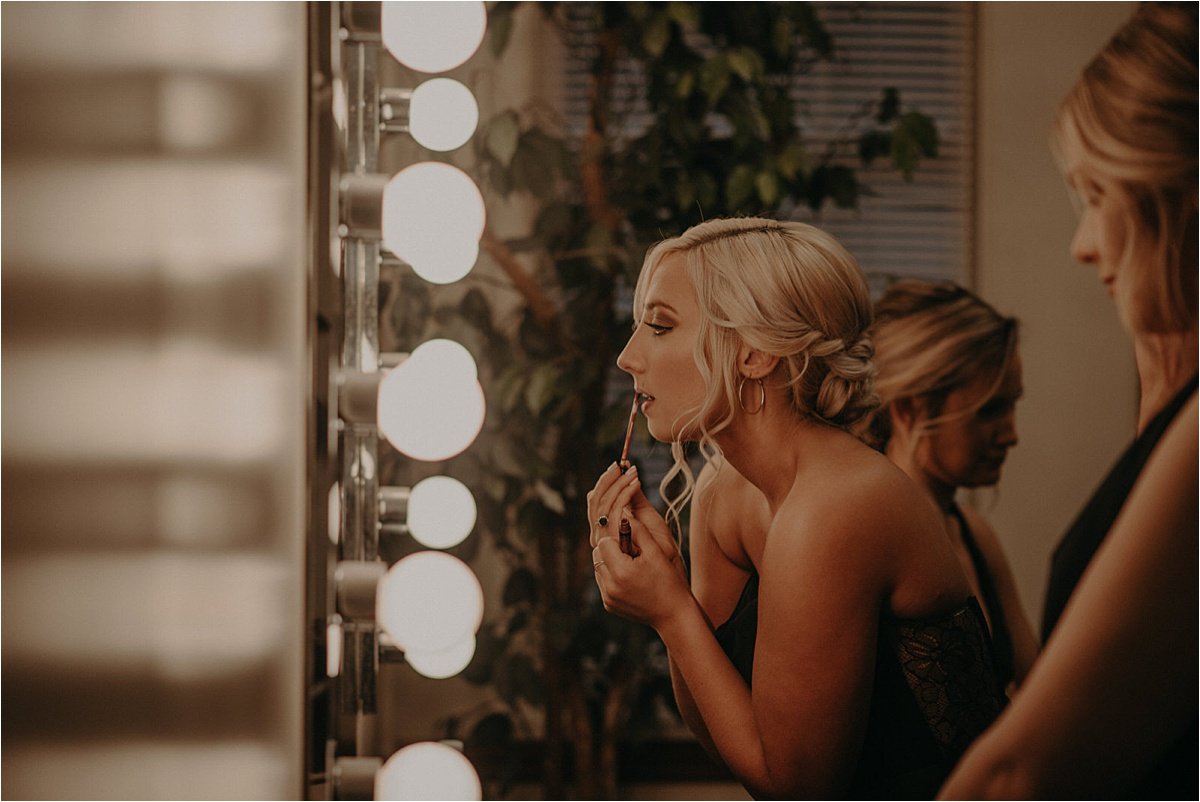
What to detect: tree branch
<box><xmin>581</xmin><ymin>28</ymin><xmax>623</xmax><ymax>236</ymax></box>
<box><xmin>480</xmin><ymin>226</ymin><xmax>560</xmax><ymax>330</ymax></box>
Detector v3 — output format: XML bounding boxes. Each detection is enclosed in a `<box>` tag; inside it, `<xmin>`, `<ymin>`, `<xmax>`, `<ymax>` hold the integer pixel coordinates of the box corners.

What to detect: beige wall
<box><xmin>973</xmin><ymin>2</ymin><xmax>1138</xmax><ymax>626</ymax></box>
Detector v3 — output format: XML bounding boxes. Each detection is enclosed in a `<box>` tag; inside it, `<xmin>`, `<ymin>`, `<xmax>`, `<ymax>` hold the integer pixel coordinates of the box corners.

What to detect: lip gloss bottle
<box><xmin>617</xmin><ymin>392</ymin><xmax>638</xmax><ymax>555</ymax></box>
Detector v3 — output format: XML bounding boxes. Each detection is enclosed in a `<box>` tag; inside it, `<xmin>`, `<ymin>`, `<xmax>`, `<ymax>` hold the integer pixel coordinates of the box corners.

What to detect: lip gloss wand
<box><xmin>618</xmin><ymin>392</ymin><xmax>639</xmax><ymax>555</ymax></box>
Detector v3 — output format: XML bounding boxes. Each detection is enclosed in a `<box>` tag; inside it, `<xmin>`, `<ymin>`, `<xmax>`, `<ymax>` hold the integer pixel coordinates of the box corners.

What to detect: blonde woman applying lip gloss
<box><xmin>585</xmin><ymin>217</ymin><xmax>1005</xmax><ymax>798</ymax></box>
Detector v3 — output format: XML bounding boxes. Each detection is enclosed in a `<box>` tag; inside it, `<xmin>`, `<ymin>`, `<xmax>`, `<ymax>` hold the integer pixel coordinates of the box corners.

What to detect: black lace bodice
<box><xmin>886</xmin><ymin>599</ymin><xmax>1006</xmax><ymax>761</ymax></box>
<box><xmin>713</xmin><ymin>572</ymin><xmax>1005</xmax><ymax>798</ymax></box>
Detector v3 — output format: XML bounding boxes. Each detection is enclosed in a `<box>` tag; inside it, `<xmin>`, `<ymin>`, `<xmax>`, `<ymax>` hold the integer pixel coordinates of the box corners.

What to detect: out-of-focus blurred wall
<box><xmin>2</xmin><ymin>3</ymin><xmax>307</xmax><ymax>798</ymax></box>
<box><xmin>974</xmin><ymin>2</ymin><xmax>1138</xmax><ymax>623</ymax></box>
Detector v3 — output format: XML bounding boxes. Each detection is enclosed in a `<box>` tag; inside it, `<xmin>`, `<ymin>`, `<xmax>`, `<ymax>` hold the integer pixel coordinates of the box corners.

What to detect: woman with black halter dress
<box><xmin>942</xmin><ymin>4</ymin><xmax>1198</xmax><ymax>797</ymax></box>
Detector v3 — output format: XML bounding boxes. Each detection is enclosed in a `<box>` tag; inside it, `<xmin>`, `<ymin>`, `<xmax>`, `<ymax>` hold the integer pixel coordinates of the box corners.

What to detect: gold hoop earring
<box><xmin>737</xmin><ymin>377</ymin><xmax>766</xmax><ymax>414</ymax></box>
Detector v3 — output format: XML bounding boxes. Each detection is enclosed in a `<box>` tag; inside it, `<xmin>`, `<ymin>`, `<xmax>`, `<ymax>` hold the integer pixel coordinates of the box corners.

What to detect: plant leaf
<box><xmin>488</xmin><ymin>4</ymin><xmax>517</xmax><ymax>58</ymax></box>
<box><xmin>485</xmin><ymin>111</ymin><xmax>520</xmax><ymax>168</ymax></box>
<box><xmin>458</xmin><ymin>288</ymin><xmax>493</xmax><ymax>332</ymax></box>
<box><xmin>675</xmin><ymin>69</ymin><xmax>696</xmax><ymax>99</ymax></box>
<box><xmin>524</xmin><ymin>363</ymin><xmax>559</xmax><ymax>415</ymax></box>
<box><xmin>725</xmin><ymin>163</ymin><xmax>756</xmax><ymax>209</ymax></box>
<box><xmin>755</xmin><ymin>170</ymin><xmax>781</xmax><ymax>207</ymax></box>
<box><xmin>667</xmin><ymin>2</ymin><xmax>698</xmax><ymax>26</ymax></box>
<box><xmin>877</xmin><ymin>87</ymin><xmax>900</xmax><ymax>123</ymax></box>
<box><xmin>727</xmin><ymin>49</ymin><xmax>755</xmax><ymax>81</ymax></box>
<box><xmin>534</xmin><ymin>479</ymin><xmax>566</xmax><ymax>515</ymax></box>
<box><xmin>642</xmin><ymin>13</ymin><xmax>670</xmax><ymax>57</ymax></box>
<box><xmin>466</xmin><ymin>712</ymin><xmax>514</xmax><ymax>748</ymax></box>
<box><xmin>699</xmin><ymin>54</ymin><xmax>731</xmax><ymax>106</ymax></box>
<box><xmin>828</xmin><ymin>165</ymin><xmax>858</xmax><ymax>207</ymax></box>
<box><xmin>858</xmin><ymin>129</ymin><xmax>891</xmax><ymax>166</ymax></box>
<box><xmin>585</xmin><ymin>222</ymin><xmax>613</xmax><ymax>270</ymax></box>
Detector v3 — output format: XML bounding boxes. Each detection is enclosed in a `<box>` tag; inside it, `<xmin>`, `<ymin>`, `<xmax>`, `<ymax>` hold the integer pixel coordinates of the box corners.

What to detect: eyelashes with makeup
<box><xmin>630</xmin><ymin>318</ymin><xmax>673</xmax><ymax>335</ymax></box>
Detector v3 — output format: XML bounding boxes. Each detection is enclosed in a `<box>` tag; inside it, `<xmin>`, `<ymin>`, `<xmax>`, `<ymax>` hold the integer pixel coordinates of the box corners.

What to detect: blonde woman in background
<box><xmin>860</xmin><ymin>279</ymin><xmax>1038</xmax><ymax>695</ymax></box>
<box><xmin>941</xmin><ymin>3</ymin><xmax>1197</xmax><ymax>796</ymax></box>
<box><xmin>586</xmin><ymin>217</ymin><xmax>1004</xmax><ymax>798</ymax></box>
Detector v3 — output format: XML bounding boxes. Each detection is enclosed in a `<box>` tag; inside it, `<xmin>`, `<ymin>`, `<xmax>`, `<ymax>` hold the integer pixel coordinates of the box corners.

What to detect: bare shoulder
<box><xmin>823</xmin><ymin>444</ymin><xmax>941</xmax><ymax>540</ymax></box>
<box><xmin>774</xmin><ymin>441</ymin><xmax>942</xmax><ymax>566</ymax></box>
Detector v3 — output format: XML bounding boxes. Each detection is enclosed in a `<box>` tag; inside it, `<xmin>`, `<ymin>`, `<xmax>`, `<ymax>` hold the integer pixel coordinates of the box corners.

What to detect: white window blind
<box><xmin>563</xmin><ymin>1</ymin><xmax>976</xmax><ymax>288</ymax></box>
<box><xmin>791</xmin><ymin>2</ymin><xmax>975</xmax><ymax>287</ymax></box>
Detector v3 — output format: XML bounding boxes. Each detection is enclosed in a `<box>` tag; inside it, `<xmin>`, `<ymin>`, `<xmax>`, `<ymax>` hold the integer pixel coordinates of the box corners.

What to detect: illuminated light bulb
<box><xmin>404</xmin><ymin>634</ymin><xmax>476</xmax><ymax>679</ymax></box>
<box><xmin>327</xmin><ymin>483</ymin><xmax>341</xmax><ymax>545</ymax></box>
<box><xmin>408</xmin><ymin>476</ymin><xmax>476</xmax><ymax>549</ymax></box>
<box><xmin>408</xmin><ymin>338</ymin><xmax>478</xmax><ymax>381</ymax></box>
<box><xmin>326</xmin><ymin>617</ymin><xmax>343</xmax><ymax>678</ymax></box>
<box><xmin>382</xmin><ymin>162</ymin><xmax>485</xmax><ymax>284</ymax></box>
<box><xmin>377</xmin><ymin>340</ymin><xmax>485</xmax><ymax>462</ymax></box>
<box><xmin>375</xmin><ymin>742</ymin><xmax>482</xmax><ymax>801</ymax></box>
<box><xmin>377</xmin><ymin>552</ymin><xmax>483</xmax><ymax>653</ymax></box>
<box><xmin>402</xmin><ymin>231</ymin><xmax>479</xmax><ymax>285</ymax></box>
<box><xmin>409</xmin><ymin>78</ymin><xmax>479</xmax><ymax>152</ymax></box>
<box><xmin>381</xmin><ymin>1</ymin><xmax>487</xmax><ymax>74</ymax></box>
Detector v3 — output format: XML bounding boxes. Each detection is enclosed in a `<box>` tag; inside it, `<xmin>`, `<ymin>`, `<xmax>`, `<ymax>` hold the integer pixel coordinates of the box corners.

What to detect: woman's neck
<box><xmin>886</xmin><ymin>437</ymin><xmax>956</xmax><ymax>512</ymax></box>
<box><xmin>715</xmin><ymin>410</ymin><xmax>833</xmax><ymax>515</ymax></box>
<box><xmin>1132</xmin><ymin>324</ymin><xmax>1198</xmax><ymax>433</ymax></box>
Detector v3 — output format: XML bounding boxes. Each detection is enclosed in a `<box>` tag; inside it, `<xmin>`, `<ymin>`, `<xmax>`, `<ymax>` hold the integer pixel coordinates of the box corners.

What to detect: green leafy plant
<box><xmin>380</xmin><ymin>3</ymin><xmax>938</xmax><ymax>797</ymax></box>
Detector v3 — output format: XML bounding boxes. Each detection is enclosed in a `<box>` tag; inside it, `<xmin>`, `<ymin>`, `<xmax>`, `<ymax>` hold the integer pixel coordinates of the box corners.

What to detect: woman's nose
<box><xmin>619</xmin><ymin>336</ymin><xmax>638</xmax><ymax>376</ymax></box>
<box><xmin>997</xmin><ymin>412</ymin><xmax>1018</xmax><ymax>447</ymax></box>
<box><xmin>1069</xmin><ymin>216</ymin><xmax>1097</xmax><ymax>266</ymax></box>
<box><xmin>616</xmin><ymin>334</ymin><xmax>640</xmax><ymax>376</ymax></box>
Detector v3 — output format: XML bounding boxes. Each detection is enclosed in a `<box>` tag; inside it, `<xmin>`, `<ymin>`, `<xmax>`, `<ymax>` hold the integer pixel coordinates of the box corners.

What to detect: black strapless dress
<box><xmin>713</xmin><ymin>571</ymin><xmax>1005</xmax><ymax>798</ymax></box>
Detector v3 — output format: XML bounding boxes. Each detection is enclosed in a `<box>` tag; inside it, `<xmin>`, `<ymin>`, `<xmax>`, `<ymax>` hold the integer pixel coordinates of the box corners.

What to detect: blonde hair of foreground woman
<box><xmin>632</xmin><ymin>217</ymin><xmax>879</xmax><ymax>529</ymax></box>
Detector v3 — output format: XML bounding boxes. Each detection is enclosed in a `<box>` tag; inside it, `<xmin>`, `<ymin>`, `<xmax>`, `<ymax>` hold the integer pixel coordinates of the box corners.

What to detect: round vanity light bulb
<box><xmin>382</xmin><ymin>162</ymin><xmax>485</xmax><ymax>285</ymax></box>
<box><xmin>404</xmin><ymin>233</ymin><xmax>480</xmax><ymax>285</ymax></box>
<box><xmin>327</xmin><ymin>483</ymin><xmax>341</xmax><ymax>545</ymax></box>
<box><xmin>404</xmin><ymin>634</ymin><xmax>476</xmax><ymax>679</ymax></box>
<box><xmin>409</xmin><ymin>338</ymin><xmax>478</xmax><ymax>381</ymax></box>
<box><xmin>408</xmin><ymin>475</ymin><xmax>477</xmax><ymax>550</ymax></box>
<box><xmin>377</xmin><ymin>551</ymin><xmax>483</xmax><ymax>654</ymax></box>
<box><xmin>377</xmin><ymin>340</ymin><xmax>485</xmax><ymax>462</ymax></box>
<box><xmin>410</xmin><ymin>78</ymin><xmax>479</xmax><ymax>152</ymax></box>
<box><xmin>381</xmin><ymin>1</ymin><xmax>487</xmax><ymax>74</ymax></box>
<box><xmin>375</xmin><ymin>741</ymin><xmax>482</xmax><ymax>801</ymax></box>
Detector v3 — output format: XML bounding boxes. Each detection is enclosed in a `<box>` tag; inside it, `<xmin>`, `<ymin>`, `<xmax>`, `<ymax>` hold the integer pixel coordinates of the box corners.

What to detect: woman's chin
<box><xmin>645</xmin><ymin>418</ymin><xmax>681</xmax><ymax>444</ymax></box>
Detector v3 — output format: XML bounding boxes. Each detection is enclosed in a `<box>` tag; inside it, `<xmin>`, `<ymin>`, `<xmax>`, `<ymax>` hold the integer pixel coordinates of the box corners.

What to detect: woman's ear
<box><xmin>736</xmin><ymin>344</ymin><xmax>780</xmax><ymax>380</ymax></box>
